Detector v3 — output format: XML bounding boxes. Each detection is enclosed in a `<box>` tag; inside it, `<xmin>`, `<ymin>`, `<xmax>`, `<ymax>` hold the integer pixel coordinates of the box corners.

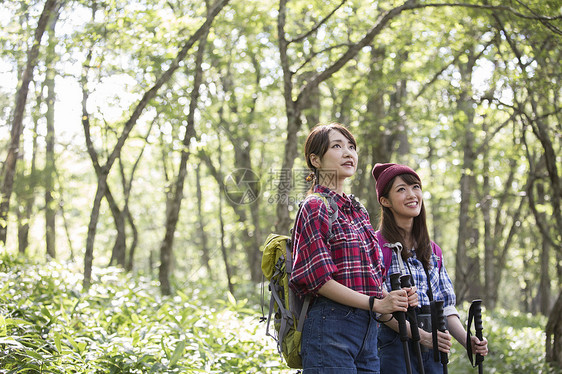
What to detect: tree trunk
<box><xmin>125</xmin><ymin>206</ymin><xmax>138</xmax><ymax>272</ymax></box>
<box><xmin>546</xmin><ymin>291</ymin><xmax>562</xmax><ymax>366</ymax></box>
<box><xmin>204</xmin><ymin>46</ymin><xmax>264</xmax><ymax>282</ymax></box>
<box><xmin>45</xmin><ymin>7</ymin><xmax>60</xmax><ymax>259</ymax></box>
<box><xmin>83</xmin><ymin>178</ymin><xmax>107</xmax><ymax>290</ymax></box>
<box><xmin>359</xmin><ymin>46</ymin><xmax>392</xmax><ymax>229</ymax></box>
<box><xmin>81</xmin><ymin>49</ymin><xmax>127</xmax><ymax>269</ymax></box>
<box><xmin>0</xmin><ymin>0</ymin><xmax>60</xmax><ymax>245</ymax></box>
<box><xmin>219</xmin><ymin>172</ymin><xmax>234</xmax><ymax>294</ymax></box>
<box><xmin>496</xmin><ymin>17</ymin><xmax>562</xmax><ymax>359</ymax></box>
<box><xmin>482</xmin><ymin>123</ymin><xmax>494</xmax><ymax>307</ymax></box>
<box><xmin>299</xmin><ymin>70</ymin><xmax>321</xmax><ymax>128</ymax></box>
<box><xmin>121</xmin><ymin>118</ymin><xmax>154</xmax><ymax>272</ymax></box>
<box><xmin>454</xmin><ymin>49</ymin><xmax>481</xmax><ymax>302</ymax></box>
<box><xmin>455</xmin><ymin>126</ymin><xmax>476</xmax><ymax>301</ymax></box>
<box><xmin>536</xmin><ymin>182</ymin><xmax>552</xmax><ymax>315</ymax></box>
<box><xmin>159</xmin><ymin>18</ymin><xmax>209</xmax><ymax>295</ymax></box>
<box><xmin>195</xmin><ymin>164</ymin><xmax>211</xmax><ymax>276</ymax></box>
<box><xmin>106</xmin><ymin>186</ymin><xmax>126</xmax><ymax>267</ymax></box>
<box><xmin>391</xmin><ymin>50</ymin><xmax>410</xmax><ymax>165</ymax></box>
<box><xmin>17</xmin><ymin>88</ymin><xmax>41</xmax><ymax>254</ymax></box>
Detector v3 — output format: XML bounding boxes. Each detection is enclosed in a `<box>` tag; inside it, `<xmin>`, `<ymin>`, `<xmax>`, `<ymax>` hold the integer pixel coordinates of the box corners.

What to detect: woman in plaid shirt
<box><xmin>372</xmin><ymin>163</ymin><xmax>488</xmax><ymax>373</ymax></box>
<box><xmin>290</xmin><ymin>123</ymin><xmax>418</xmax><ymax>373</ymax></box>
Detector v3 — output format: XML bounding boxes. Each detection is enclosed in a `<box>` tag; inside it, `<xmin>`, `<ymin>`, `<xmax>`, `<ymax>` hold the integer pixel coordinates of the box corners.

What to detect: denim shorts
<box><xmin>301</xmin><ymin>297</ymin><xmax>380</xmax><ymax>374</ymax></box>
<box><xmin>378</xmin><ymin>323</ymin><xmax>444</xmax><ymax>374</ymax></box>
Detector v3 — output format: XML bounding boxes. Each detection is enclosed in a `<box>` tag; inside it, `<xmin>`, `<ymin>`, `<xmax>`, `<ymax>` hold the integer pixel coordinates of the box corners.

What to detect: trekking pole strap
<box><xmin>401</xmin><ymin>274</ymin><xmax>425</xmax><ymax>374</ymax></box>
<box><xmin>390</xmin><ymin>273</ymin><xmax>413</xmax><ymax>374</ymax></box>
<box><xmin>467</xmin><ymin>299</ymin><xmax>485</xmax><ymax>370</ymax></box>
<box><xmin>430</xmin><ymin>300</ymin><xmax>449</xmax><ymax>373</ymax></box>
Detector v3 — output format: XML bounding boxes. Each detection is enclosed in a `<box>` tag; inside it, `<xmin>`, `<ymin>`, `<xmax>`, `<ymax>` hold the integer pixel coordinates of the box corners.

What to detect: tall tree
<box><xmin>0</xmin><ymin>0</ymin><xmax>60</xmax><ymax>245</ymax></box>
<box><xmin>491</xmin><ymin>6</ymin><xmax>562</xmax><ymax>364</ymax></box>
<box><xmin>122</xmin><ymin>118</ymin><xmax>155</xmax><ymax>271</ymax></box>
<box><xmin>80</xmin><ymin>0</ymin><xmax>230</xmax><ymax>290</ymax></box>
<box><xmin>44</xmin><ymin>4</ymin><xmax>61</xmax><ymax>259</ymax></box>
<box><xmin>194</xmin><ymin>1</ymin><xmax>280</xmax><ymax>281</ymax></box>
<box><xmin>453</xmin><ymin>38</ymin><xmax>484</xmax><ymax>302</ymax></box>
<box><xmin>15</xmin><ymin>91</ymin><xmax>39</xmax><ymax>254</ymax></box>
<box><xmin>158</xmin><ymin>2</ymin><xmax>210</xmax><ymax>295</ymax></box>
<box><xmin>194</xmin><ymin>164</ymin><xmax>211</xmax><ymax>277</ymax></box>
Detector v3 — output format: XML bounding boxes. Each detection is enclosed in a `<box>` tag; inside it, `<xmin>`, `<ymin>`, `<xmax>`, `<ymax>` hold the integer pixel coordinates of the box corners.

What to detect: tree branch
<box><xmin>288</xmin><ymin>0</ymin><xmax>348</xmax><ymax>44</ymax></box>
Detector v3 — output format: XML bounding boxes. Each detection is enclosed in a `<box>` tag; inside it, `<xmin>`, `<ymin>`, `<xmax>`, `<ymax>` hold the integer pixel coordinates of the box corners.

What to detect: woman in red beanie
<box><xmin>372</xmin><ymin>163</ymin><xmax>488</xmax><ymax>373</ymax></box>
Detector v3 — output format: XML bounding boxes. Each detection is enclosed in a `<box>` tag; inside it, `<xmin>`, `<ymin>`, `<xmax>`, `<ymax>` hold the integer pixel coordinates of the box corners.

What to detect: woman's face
<box><xmin>380</xmin><ymin>175</ymin><xmax>423</xmax><ymax>220</ymax></box>
<box><xmin>310</xmin><ymin>130</ymin><xmax>358</xmax><ymax>185</ymax></box>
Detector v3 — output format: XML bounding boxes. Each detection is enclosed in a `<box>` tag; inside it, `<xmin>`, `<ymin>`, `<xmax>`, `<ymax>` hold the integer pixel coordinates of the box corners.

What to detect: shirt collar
<box><xmin>313</xmin><ymin>185</ymin><xmax>352</xmax><ymax>209</ymax></box>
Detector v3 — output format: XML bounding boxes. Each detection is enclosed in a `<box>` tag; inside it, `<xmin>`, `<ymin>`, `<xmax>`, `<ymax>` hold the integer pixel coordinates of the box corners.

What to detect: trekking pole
<box><xmin>467</xmin><ymin>299</ymin><xmax>484</xmax><ymax>374</ymax></box>
<box><xmin>431</xmin><ymin>300</ymin><xmax>448</xmax><ymax>374</ymax></box>
<box><xmin>390</xmin><ymin>273</ymin><xmax>413</xmax><ymax>374</ymax></box>
<box><xmin>400</xmin><ymin>274</ymin><xmax>425</xmax><ymax>374</ymax></box>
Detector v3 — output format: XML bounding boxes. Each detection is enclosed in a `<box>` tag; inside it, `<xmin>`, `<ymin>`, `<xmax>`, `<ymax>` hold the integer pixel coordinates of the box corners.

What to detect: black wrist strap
<box><xmin>369</xmin><ymin>295</ymin><xmax>394</xmax><ymax>323</ymax></box>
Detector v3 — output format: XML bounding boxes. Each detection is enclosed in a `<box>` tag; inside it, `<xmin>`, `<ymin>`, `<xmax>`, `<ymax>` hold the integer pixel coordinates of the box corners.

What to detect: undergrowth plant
<box><xmin>0</xmin><ymin>253</ymin><xmax>286</xmax><ymax>373</ymax></box>
<box><xmin>0</xmin><ymin>252</ymin><xmax>558</xmax><ymax>373</ymax></box>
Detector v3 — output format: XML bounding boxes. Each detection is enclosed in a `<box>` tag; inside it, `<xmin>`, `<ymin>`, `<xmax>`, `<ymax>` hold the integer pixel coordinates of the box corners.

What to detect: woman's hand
<box><xmin>470</xmin><ymin>335</ymin><xmax>489</xmax><ymax>356</ymax></box>
<box><xmin>420</xmin><ymin>329</ymin><xmax>452</xmax><ymax>353</ymax></box>
<box><xmin>373</xmin><ymin>289</ymin><xmax>408</xmax><ymax>314</ymax></box>
<box><xmin>405</xmin><ymin>286</ymin><xmax>418</xmax><ymax>308</ymax></box>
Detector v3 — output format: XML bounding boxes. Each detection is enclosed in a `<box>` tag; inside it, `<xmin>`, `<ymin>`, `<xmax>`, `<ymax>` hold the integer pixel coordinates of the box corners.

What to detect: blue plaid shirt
<box><xmin>384</xmin><ymin>244</ymin><xmax>459</xmax><ymax>317</ymax></box>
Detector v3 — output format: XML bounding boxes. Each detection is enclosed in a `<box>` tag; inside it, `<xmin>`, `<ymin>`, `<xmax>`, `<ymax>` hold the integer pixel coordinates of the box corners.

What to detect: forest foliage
<box><xmin>0</xmin><ymin>253</ymin><xmax>558</xmax><ymax>373</ymax></box>
<box><xmin>0</xmin><ymin>0</ymin><xmax>561</xmax><ymax>370</ymax></box>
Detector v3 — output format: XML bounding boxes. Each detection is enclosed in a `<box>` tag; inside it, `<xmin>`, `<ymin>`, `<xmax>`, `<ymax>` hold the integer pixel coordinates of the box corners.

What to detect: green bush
<box><xmin>0</xmin><ymin>254</ymin><xmax>288</xmax><ymax>373</ymax></box>
<box><xmin>0</xmin><ymin>253</ymin><xmax>559</xmax><ymax>373</ymax></box>
<box><xmin>447</xmin><ymin>303</ymin><xmax>559</xmax><ymax>374</ymax></box>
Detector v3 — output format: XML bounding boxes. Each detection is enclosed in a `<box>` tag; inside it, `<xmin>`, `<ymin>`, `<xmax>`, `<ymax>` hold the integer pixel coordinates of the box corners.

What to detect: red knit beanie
<box><xmin>372</xmin><ymin>163</ymin><xmax>420</xmax><ymax>202</ymax></box>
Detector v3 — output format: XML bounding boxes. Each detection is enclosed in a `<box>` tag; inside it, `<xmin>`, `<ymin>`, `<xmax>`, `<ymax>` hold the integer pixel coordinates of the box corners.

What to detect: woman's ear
<box><xmin>379</xmin><ymin>197</ymin><xmax>391</xmax><ymax>207</ymax></box>
<box><xmin>310</xmin><ymin>154</ymin><xmax>321</xmax><ymax>169</ymax></box>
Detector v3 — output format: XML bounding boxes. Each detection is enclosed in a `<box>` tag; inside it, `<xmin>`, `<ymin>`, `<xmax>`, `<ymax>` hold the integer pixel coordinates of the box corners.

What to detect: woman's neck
<box><xmin>318</xmin><ymin>174</ymin><xmax>345</xmax><ymax>195</ymax></box>
<box><xmin>396</xmin><ymin>218</ymin><xmax>414</xmax><ymax>248</ymax></box>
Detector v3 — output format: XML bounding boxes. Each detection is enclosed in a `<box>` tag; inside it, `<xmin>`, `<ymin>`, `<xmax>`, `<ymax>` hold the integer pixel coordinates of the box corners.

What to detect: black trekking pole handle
<box><xmin>401</xmin><ymin>274</ymin><xmax>425</xmax><ymax>374</ymax></box>
<box><xmin>475</xmin><ymin>309</ymin><xmax>484</xmax><ymax>374</ymax></box>
<box><xmin>472</xmin><ymin>300</ymin><xmax>484</xmax><ymax>374</ymax></box>
<box><xmin>431</xmin><ymin>300</ymin><xmax>449</xmax><ymax>374</ymax></box>
<box><xmin>390</xmin><ymin>273</ymin><xmax>413</xmax><ymax>374</ymax></box>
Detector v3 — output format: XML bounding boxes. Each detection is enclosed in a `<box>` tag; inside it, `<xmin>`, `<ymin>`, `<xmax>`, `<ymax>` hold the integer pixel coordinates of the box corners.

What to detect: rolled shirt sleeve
<box><xmin>290</xmin><ymin>197</ymin><xmax>338</xmax><ymax>296</ymax></box>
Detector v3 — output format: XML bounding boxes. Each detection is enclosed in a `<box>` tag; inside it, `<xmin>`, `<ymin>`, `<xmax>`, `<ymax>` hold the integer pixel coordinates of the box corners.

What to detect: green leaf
<box><xmin>25</xmin><ymin>349</ymin><xmax>45</xmax><ymax>360</ymax></box>
<box><xmin>65</xmin><ymin>334</ymin><xmax>82</xmax><ymax>354</ymax></box>
<box><xmin>41</xmin><ymin>306</ymin><xmax>54</xmax><ymax>324</ymax></box>
<box><xmin>168</xmin><ymin>340</ymin><xmax>186</xmax><ymax>367</ymax></box>
<box><xmin>0</xmin><ymin>314</ymin><xmax>6</xmax><ymax>336</ymax></box>
<box><xmin>8</xmin><ymin>318</ymin><xmax>33</xmax><ymax>326</ymax></box>
<box><xmin>54</xmin><ymin>331</ymin><xmax>62</xmax><ymax>353</ymax></box>
<box><xmin>161</xmin><ymin>338</ymin><xmax>170</xmax><ymax>359</ymax></box>
<box><xmin>0</xmin><ymin>336</ymin><xmax>25</xmax><ymax>349</ymax></box>
<box><xmin>227</xmin><ymin>291</ymin><xmax>236</xmax><ymax>306</ymax></box>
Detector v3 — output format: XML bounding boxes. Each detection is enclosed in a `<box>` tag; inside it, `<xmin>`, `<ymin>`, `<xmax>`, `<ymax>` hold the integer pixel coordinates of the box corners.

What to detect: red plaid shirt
<box><xmin>289</xmin><ymin>185</ymin><xmax>384</xmax><ymax>298</ymax></box>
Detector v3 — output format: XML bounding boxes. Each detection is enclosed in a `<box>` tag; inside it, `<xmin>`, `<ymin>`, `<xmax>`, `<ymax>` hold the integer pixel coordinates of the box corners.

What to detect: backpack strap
<box><xmin>375</xmin><ymin>231</ymin><xmax>392</xmax><ymax>278</ymax></box>
<box><xmin>307</xmin><ymin>192</ymin><xmax>339</xmax><ymax>241</ymax></box>
<box><xmin>431</xmin><ymin>242</ymin><xmax>443</xmax><ymax>271</ymax></box>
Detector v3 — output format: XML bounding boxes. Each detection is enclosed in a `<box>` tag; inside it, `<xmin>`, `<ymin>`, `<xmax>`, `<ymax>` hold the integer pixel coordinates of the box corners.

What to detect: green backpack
<box><xmin>261</xmin><ymin>193</ymin><xmax>338</xmax><ymax>368</ymax></box>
